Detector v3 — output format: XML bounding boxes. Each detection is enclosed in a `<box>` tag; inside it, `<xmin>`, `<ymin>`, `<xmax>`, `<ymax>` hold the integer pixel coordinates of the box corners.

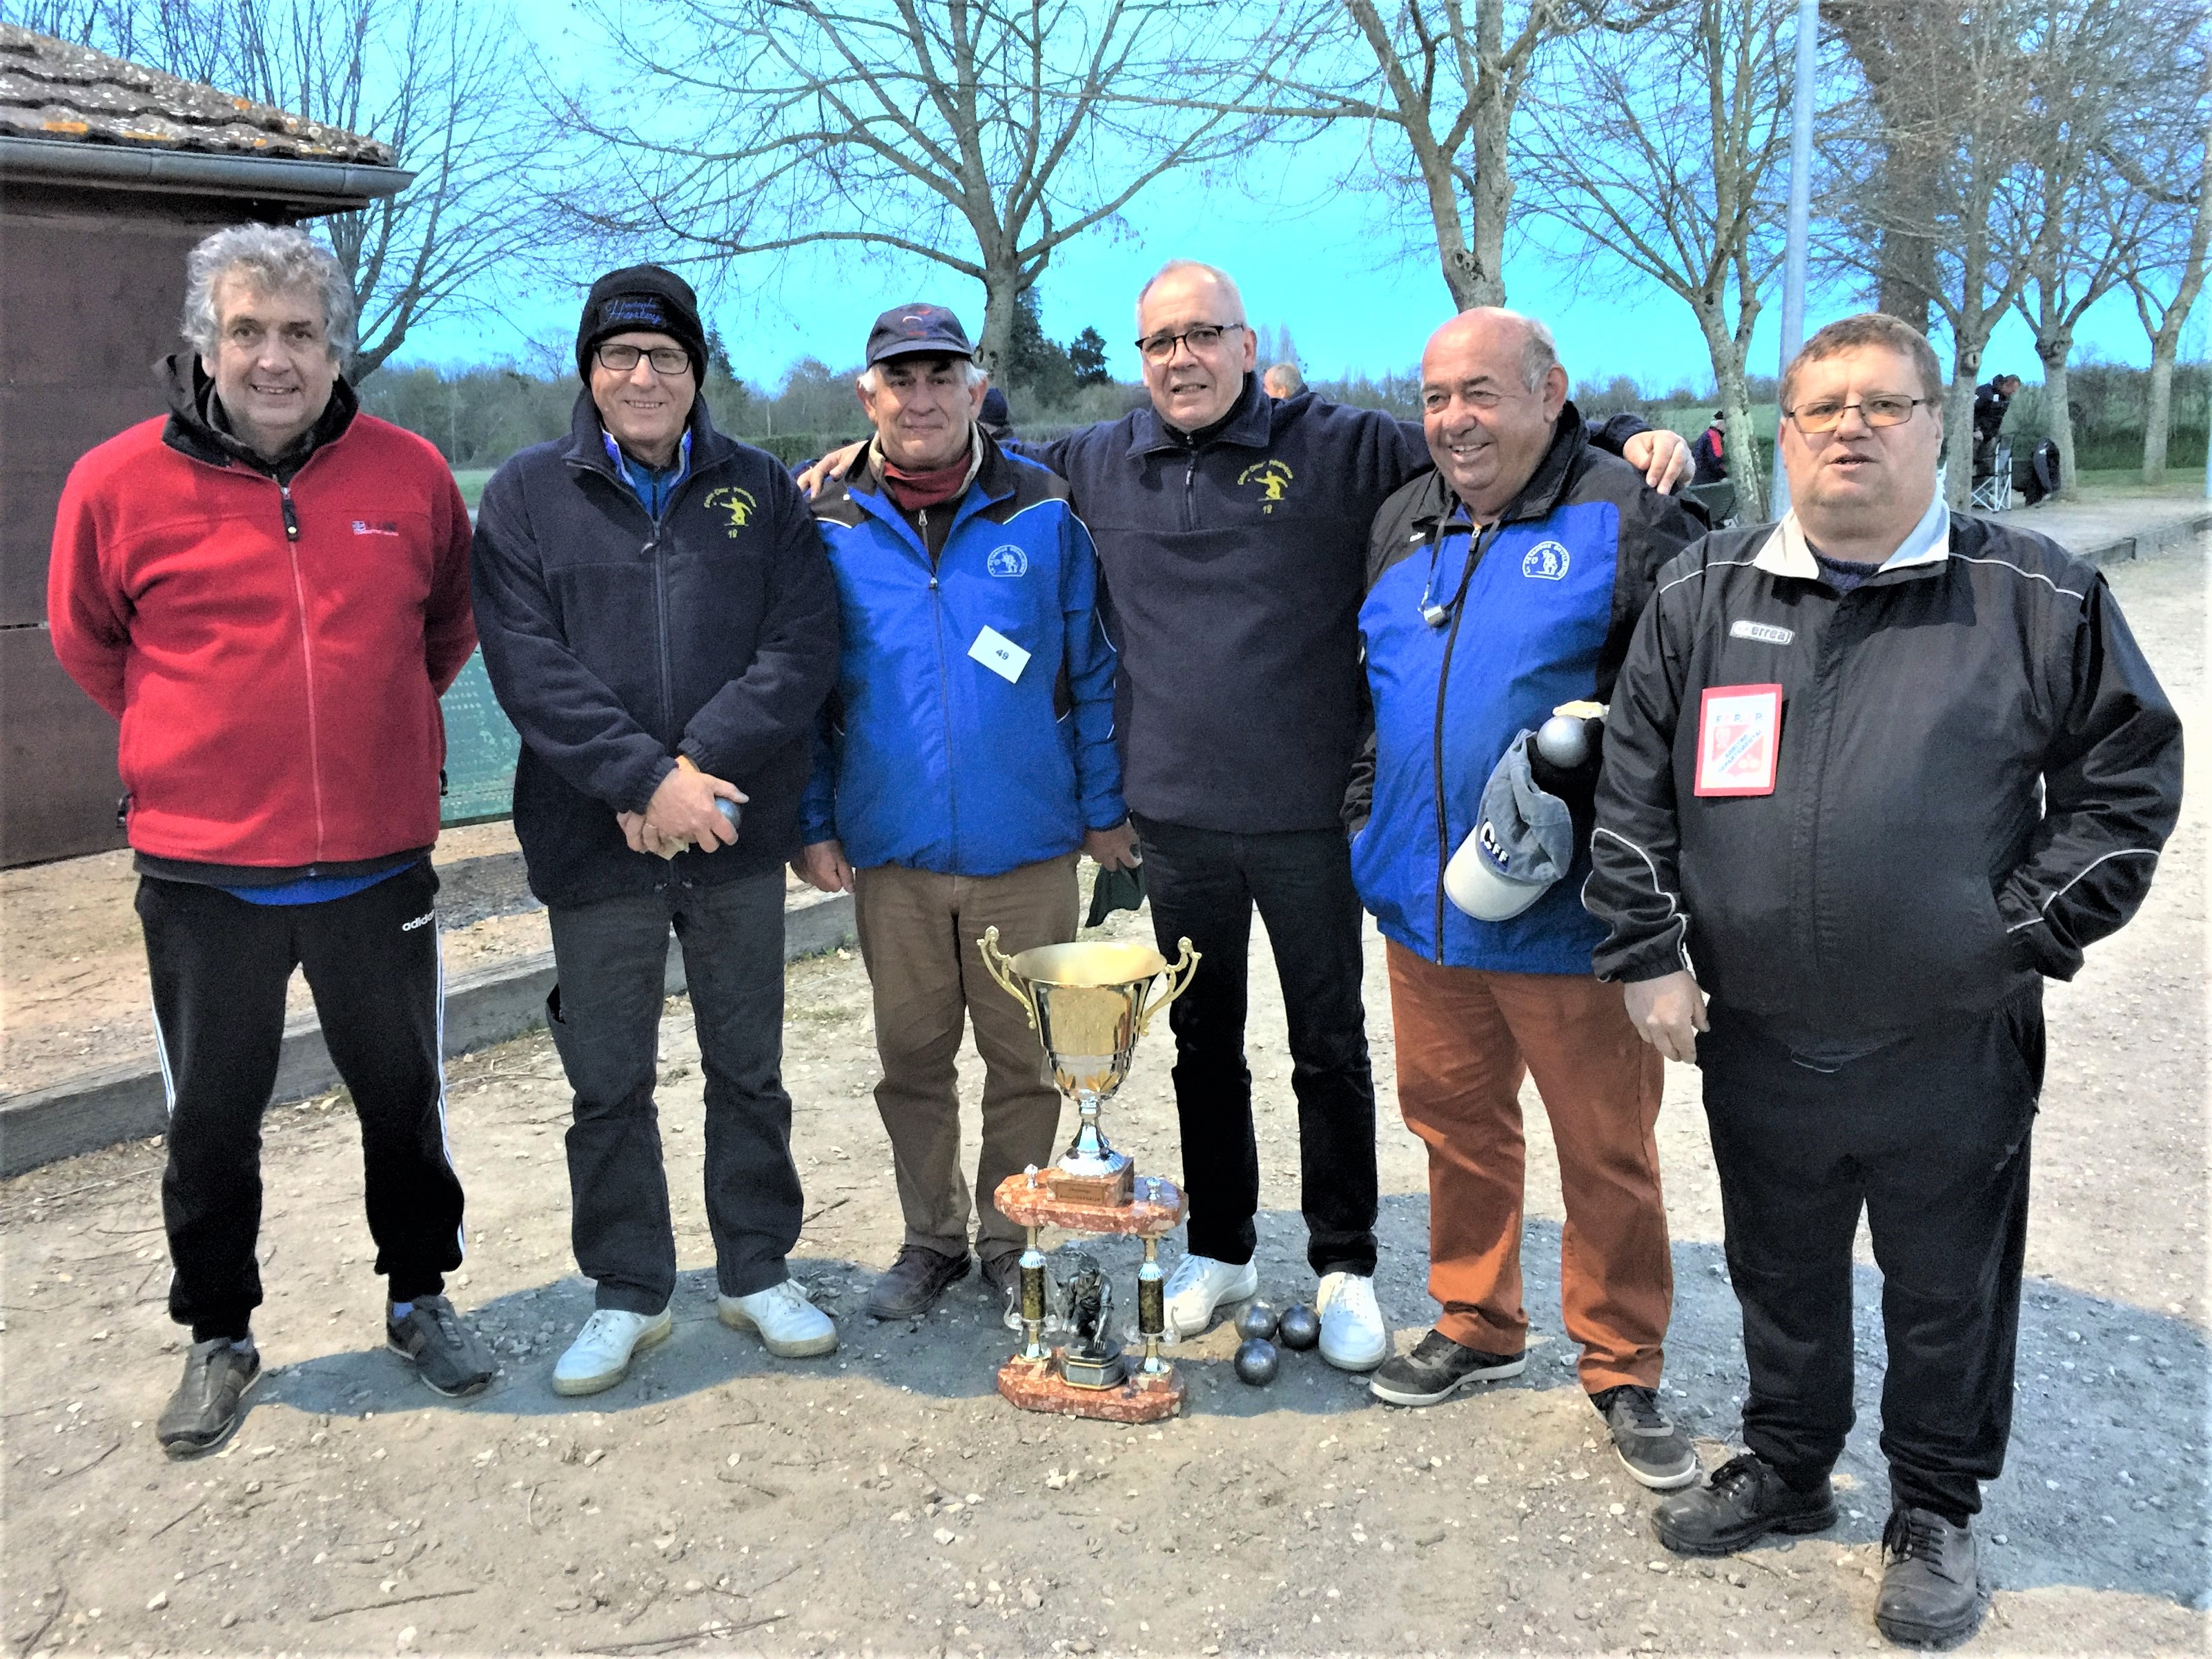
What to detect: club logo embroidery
<box><xmin>1522</xmin><ymin>540</ymin><xmax>1571</xmax><ymax>580</ymax></box>
<box><xmin>705</xmin><ymin>487</ymin><xmax>757</xmax><ymax>536</ymax></box>
<box><xmin>1237</xmin><ymin>458</ymin><xmax>1294</xmax><ymax>513</ymax></box>
<box><xmin>351</xmin><ymin>519</ymin><xmax>400</xmax><ymax>537</ymax></box>
<box><xmin>986</xmin><ymin>544</ymin><xmax>1028</xmax><ymax>578</ymax></box>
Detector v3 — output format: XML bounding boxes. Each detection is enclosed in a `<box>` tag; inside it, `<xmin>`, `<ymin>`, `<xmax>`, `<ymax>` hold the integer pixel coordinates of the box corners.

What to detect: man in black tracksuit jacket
<box><xmin>473</xmin><ymin>267</ymin><xmax>842</xmax><ymax>1393</ymax></box>
<box><xmin>1585</xmin><ymin>314</ymin><xmax>2182</xmax><ymax>1647</ymax></box>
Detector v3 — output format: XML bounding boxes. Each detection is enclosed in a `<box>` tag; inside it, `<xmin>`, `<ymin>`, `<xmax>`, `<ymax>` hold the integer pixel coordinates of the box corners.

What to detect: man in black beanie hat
<box><xmin>575</xmin><ymin>264</ymin><xmax>712</xmax><ymax>386</ymax></box>
<box><xmin>473</xmin><ymin>262</ymin><xmax>843</xmax><ymax>1396</ymax></box>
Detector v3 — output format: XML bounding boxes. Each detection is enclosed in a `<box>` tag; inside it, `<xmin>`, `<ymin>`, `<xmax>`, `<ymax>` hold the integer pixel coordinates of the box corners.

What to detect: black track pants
<box><xmin>139</xmin><ymin>864</ymin><xmax>464</xmax><ymax>1342</ymax></box>
<box><xmin>1699</xmin><ymin>988</ymin><xmax>2043</xmax><ymax>1523</ymax></box>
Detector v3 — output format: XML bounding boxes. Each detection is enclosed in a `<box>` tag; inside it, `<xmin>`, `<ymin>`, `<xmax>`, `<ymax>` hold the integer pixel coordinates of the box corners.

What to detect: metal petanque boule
<box><xmin>1276</xmin><ymin>1303</ymin><xmax>1320</xmax><ymax>1351</ymax></box>
<box><xmin>1233</xmin><ymin>1337</ymin><xmax>1280</xmax><ymax>1386</ymax></box>
<box><xmin>1234</xmin><ymin>1300</ymin><xmax>1279</xmax><ymax>1343</ymax></box>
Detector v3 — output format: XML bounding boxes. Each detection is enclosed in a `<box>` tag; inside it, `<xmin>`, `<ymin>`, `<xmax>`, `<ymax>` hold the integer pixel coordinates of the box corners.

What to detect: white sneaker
<box><xmin>1162</xmin><ymin>1253</ymin><xmax>1260</xmax><ymax>1340</ymax></box>
<box><xmin>718</xmin><ymin>1278</ymin><xmax>838</xmax><ymax>1359</ymax></box>
<box><xmin>551</xmin><ymin>1307</ymin><xmax>672</xmax><ymax>1396</ymax></box>
<box><xmin>1315</xmin><ymin>1270</ymin><xmax>1388</xmax><ymax>1372</ymax></box>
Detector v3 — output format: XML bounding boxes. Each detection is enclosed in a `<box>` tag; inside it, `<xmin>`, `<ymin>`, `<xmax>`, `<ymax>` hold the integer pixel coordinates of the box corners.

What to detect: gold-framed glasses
<box><xmin>1784</xmin><ymin>394</ymin><xmax>1928</xmax><ymax>433</ymax></box>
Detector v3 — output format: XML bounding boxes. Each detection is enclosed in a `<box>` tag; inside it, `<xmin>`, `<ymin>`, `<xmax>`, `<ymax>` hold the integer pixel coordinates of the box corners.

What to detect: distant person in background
<box><xmin>472</xmin><ymin>264</ymin><xmax>842</xmax><ymax>1395</ymax></box>
<box><xmin>1692</xmin><ymin>411</ymin><xmax>1728</xmax><ymax>484</ymax></box>
<box><xmin>978</xmin><ymin>385</ymin><xmax>1015</xmax><ymax>441</ymax></box>
<box><xmin>1972</xmin><ymin>373</ymin><xmax>2022</xmax><ymax>480</ymax></box>
<box><xmin>48</xmin><ymin>223</ymin><xmax>494</xmax><ymax>1454</ymax></box>
<box><xmin>1263</xmin><ymin>361</ymin><xmax>1305</xmax><ymax>399</ymax></box>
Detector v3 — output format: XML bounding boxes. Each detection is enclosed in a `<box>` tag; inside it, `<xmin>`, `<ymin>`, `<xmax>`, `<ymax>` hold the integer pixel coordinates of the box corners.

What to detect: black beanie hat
<box><xmin>576</xmin><ymin>264</ymin><xmax>708</xmax><ymax>382</ymax></box>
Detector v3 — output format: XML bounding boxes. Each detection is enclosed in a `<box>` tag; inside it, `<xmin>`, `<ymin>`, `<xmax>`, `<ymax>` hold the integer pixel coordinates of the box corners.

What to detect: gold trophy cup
<box><xmin>977</xmin><ymin>927</ymin><xmax>1200</xmax><ymax>1422</ymax></box>
<box><xmin>976</xmin><ymin>930</ymin><xmax>1197</xmax><ymax>1205</ymax></box>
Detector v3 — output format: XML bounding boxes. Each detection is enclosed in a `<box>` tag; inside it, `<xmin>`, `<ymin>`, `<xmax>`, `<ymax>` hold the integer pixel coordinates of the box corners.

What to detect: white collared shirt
<box><xmin>1752</xmin><ymin>489</ymin><xmax>1950</xmax><ymax>580</ymax></box>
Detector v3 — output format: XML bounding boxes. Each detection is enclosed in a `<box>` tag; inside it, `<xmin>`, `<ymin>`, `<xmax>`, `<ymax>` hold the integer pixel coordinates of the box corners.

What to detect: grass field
<box><xmin>453</xmin><ymin>467</ymin><xmax>494</xmax><ymax>509</ymax></box>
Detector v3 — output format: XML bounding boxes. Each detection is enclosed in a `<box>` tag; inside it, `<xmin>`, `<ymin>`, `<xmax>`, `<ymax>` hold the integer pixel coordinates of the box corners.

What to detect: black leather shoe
<box><xmin>1368</xmin><ymin>1328</ymin><xmax>1525</xmax><ymax>1406</ymax></box>
<box><xmin>867</xmin><ymin>1246</ymin><xmax>972</xmax><ymax>1319</ymax></box>
<box><xmin>978</xmin><ymin>1249</ymin><xmax>1023</xmax><ymax>1328</ymax></box>
<box><xmin>157</xmin><ymin>1338</ymin><xmax>262</xmax><ymax>1457</ymax></box>
<box><xmin>1877</xmin><ymin>1507</ymin><xmax>1981</xmax><ymax>1647</ymax></box>
<box><xmin>1652</xmin><ymin>1452</ymin><xmax>1837</xmax><ymax>1555</ymax></box>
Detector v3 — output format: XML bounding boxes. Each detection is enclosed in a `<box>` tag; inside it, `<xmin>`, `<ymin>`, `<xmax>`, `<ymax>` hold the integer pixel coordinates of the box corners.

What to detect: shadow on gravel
<box><xmin>249</xmin><ymin>1191</ymin><xmax>2209</xmax><ymax>1612</ymax></box>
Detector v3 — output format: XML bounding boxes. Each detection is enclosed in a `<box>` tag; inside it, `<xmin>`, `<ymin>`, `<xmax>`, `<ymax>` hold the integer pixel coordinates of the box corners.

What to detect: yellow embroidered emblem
<box><xmin>705</xmin><ymin>486</ymin><xmax>758</xmax><ymax>535</ymax></box>
<box><xmin>1237</xmin><ymin>459</ymin><xmax>1294</xmax><ymax>513</ymax></box>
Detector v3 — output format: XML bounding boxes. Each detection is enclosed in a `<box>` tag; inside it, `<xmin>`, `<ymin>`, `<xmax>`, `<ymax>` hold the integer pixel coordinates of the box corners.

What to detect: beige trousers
<box><xmin>851</xmin><ymin>855</ymin><xmax>1079</xmax><ymax>1259</ymax></box>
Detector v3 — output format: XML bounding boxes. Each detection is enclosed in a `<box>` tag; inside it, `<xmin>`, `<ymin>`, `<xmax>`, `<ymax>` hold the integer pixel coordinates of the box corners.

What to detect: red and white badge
<box><xmin>1694</xmin><ymin>683</ymin><xmax>1782</xmax><ymax>797</ymax></box>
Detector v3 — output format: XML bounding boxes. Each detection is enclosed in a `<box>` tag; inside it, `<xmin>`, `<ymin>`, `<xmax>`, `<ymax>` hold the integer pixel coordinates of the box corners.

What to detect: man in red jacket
<box><xmin>48</xmin><ymin>224</ymin><xmax>494</xmax><ymax>1456</ymax></box>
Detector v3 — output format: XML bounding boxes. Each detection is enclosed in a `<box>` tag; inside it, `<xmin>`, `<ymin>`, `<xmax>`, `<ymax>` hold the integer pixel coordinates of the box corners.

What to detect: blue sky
<box><xmin>400</xmin><ymin>57</ymin><xmax>2176</xmax><ymax>397</ymax></box>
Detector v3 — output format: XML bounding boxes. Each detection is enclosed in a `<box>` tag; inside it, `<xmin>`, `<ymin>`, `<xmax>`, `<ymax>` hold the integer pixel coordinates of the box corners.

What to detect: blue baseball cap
<box><xmin>865</xmin><ymin>303</ymin><xmax>975</xmax><ymax>366</ymax></box>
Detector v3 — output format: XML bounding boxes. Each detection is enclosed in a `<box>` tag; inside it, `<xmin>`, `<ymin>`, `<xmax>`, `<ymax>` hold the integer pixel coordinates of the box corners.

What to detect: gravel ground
<box><xmin>0</xmin><ymin>538</ymin><xmax>2204</xmax><ymax>1658</ymax></box>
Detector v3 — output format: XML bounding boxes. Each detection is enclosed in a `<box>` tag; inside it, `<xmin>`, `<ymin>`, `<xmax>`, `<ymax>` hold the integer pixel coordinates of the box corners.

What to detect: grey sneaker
<box><xmin>157</xmin><ymin>1338</ymin><xmax>261</xmax><ymax>1457</ymax></box>
<box><xmin>1877</xmin><ymin>1507</ymin><xmax>1981</xmax><ymax>1647</ymax></box>
<box><xmin>1594</xmin><ymin>1384</ymin><xmax>1700</xmax><ymax>1489</ymax></box>
<box><xmin>386</xmin><ymin>1295</ymin><xmax>496</xmax><ymax>1398</ymax></box>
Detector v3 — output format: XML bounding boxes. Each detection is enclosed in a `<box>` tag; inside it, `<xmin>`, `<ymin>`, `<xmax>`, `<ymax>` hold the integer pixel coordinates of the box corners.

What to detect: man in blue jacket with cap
<box><xmin>1347</xmin><ymin>307</ymin><xmax>1705</xmax><ymax>1489</ymax></box>
<box><xmin>796</xmin><ymin>304</ymin><xmax>1137</xmax><ymax>1319</ymax></box>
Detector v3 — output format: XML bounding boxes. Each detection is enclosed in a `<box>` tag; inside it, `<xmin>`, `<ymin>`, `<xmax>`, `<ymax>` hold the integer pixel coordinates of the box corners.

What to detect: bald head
<box><xmin>1420</xmin><ymin>306</ymin><xmax>1569</xmax><ymax>519</ymax></box>
<box><xmin>1135</xmin><ymin>259</ymin><xmax>1256</xmax><ymax>431</ymax></box>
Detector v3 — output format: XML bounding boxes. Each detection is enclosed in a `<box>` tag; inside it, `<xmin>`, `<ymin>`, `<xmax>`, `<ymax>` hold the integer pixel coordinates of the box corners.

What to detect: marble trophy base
<box><xmin>996</xmin><ymin>1353</ymin><xmax>1184</xmax><ymax>1422</ymax></box>
<box><xmin>992</xmin><ymin>1170</ymin><xmax>1188</xmax><ymax>1422</ymax></box>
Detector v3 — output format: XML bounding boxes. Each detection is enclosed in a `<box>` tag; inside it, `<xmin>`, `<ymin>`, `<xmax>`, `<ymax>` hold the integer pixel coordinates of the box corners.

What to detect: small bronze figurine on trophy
<box><xmin>977</xmin><ymin>928</ymin><xmax>1199</xmax><ymax>1423</ymax></box>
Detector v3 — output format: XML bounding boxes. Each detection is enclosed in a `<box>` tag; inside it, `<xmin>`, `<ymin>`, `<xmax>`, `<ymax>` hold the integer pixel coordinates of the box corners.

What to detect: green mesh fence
<box><xmin>439</xmin><ymin>649</ymin><xmax>520</xmax><ymax>825</ymax></box>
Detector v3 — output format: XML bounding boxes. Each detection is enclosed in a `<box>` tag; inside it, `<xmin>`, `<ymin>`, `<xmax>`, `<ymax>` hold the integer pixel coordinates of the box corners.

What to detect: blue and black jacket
<box><xmin>800</xmin><ymin>433</ymin><xmax>1122</xmax><ymax>876</ymax></box>
<box><xmin>1026</xmin><ymin>374</ymin><xmax>1663</xmax><ymax>836</ymax></box>
<box><xmin>1344</xmin><ymin>405</ymin><xmax>1705</xmax><ymax>972</ymax></box>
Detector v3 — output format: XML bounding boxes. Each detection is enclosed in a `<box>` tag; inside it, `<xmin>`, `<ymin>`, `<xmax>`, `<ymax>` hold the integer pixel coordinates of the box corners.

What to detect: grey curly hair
<box><xmin>182</xmin><ymin>224</ymin><xmax>357</xmax><ymax>364</ymax></box>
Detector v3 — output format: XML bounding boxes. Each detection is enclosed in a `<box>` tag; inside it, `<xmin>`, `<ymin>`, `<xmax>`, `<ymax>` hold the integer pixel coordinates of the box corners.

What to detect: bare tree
<box><xmin>2006</xmin><ymin>0</ymin><xmax>2188</xmax><ymax>493</ymax></box>
<box><xmin>2120</xmin><ymin>48</ymin><xmax>2211</xmax><ymax>484</ymax></box>
<box><xmin>21</xmin><ymin>0</ymin><xmax>551</xmax><ymax>377</ymax></box>
<box><xmin>558</xmin><ymin>0</ymin><xmax>1294</xmax><ymax>376</ymax></box>
<box><xmin>1518</xmin><ymin>0</ymin><xmax>1794</xmax><ymax>515</ymax></box>
<box><xmin>1229</xmin><ymin>0</ymin><xmax>1670</xmax><ymax>312</ymax></box>
<box><xmin>1819</xmin><ymin>0</ymin><xmax>2054</xmax><ymax>508</ymax></box>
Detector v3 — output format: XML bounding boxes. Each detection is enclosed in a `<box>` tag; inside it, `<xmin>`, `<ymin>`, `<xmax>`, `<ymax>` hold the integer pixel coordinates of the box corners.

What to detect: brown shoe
<box><xmin>867</xmin><ymin>1246</ymin><xmax>972</xmax><ymax>1319</ymax></box>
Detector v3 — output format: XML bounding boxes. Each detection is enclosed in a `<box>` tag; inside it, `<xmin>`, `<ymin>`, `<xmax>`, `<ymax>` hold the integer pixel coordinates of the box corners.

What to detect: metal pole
<box><xmin>1769</xmin><ymin>0</ymin><xmax>1819</xmax><ymax>518</ymax></box>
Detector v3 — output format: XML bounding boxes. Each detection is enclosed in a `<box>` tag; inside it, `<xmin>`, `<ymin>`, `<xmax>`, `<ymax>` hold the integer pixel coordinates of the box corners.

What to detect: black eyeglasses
<box><xmin>1783</xmin><ymin>394</ymin><xmax>1928</xmax><ymax>433</ymax></box>
<box><xmin>596</xmin><ymin>343</ymin><xmax>692</xmax><ymax>375</ymax></box>
<box><xmin>1134</xmin><ymin>322</ymin><xmax>1246</xmax><ymax>362</ymax></box>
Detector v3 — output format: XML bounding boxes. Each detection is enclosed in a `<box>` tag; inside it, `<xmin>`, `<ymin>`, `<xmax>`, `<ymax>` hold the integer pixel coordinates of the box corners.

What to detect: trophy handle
<box><xmin>976</xmin><ymin>927</ymin><xmax>1040</xmax><ymax>1031</ymax></box>
<box><xmin>1136</xmin><ymin>937</ymin><xmax>1202</xmax><ymax>1036</ymax></box>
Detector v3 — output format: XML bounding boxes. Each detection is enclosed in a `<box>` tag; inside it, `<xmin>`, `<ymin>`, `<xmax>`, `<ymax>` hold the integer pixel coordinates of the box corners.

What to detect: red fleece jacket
<box><xmin>47</xmin><ymin>411</ymin><xmax>476</xmax><ymax>872</ymax></box>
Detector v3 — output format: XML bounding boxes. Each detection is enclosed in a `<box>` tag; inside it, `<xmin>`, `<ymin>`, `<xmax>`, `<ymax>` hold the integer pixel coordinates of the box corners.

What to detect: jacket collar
<box><xmin>841</xmin><ymin>428</ymin><xmax>1021</xmax><ymax>546</ymax></box>
<box><xmin>1402</xmin><ymin>401</ymin><xmax>1594</xmax><ymax>535</ymax></box>
<box><xmin>1126</xmin><ymin>372</ymin><xmax>1273</xmax><ymax>460</ymax></box>
<box><xmin>159</xmin><ymin>352</ymin><xmax>358</xmax><ymax>475</ymax></box>
<box><xmin>561</xmin><ymin>386</ymin><xmax>728</xmax><ymax>483</ymax></box>
<box><xmin>1752</xmin><ymin>489</ymin><xmax>1950</xmax><ymax>582</ymax></box>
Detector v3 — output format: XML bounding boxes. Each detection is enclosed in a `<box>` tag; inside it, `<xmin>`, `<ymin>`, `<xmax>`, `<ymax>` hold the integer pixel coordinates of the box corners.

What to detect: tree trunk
<box><xmin>1699</xmin><ymin>311</ymin><xmax>1765</xmax><ymax>520</ymax></box>
<box><xmin>2142</xmin><ymin>346</ymin><xmax>2175</xmax><ymax>484</ymax></box>
<box><xmin>2037</xmin><ymin>328</ymin><xmax>2074</xmax><ymax>495</ymax></box>
<box><xmin>1941</xmin><ymin>339</ymin><xmax>1986</xmax><ymax>510</ymax></box>
<box><xmin>1458</xmin><ymin>80</ymin><xmax>1510</xmax><ymax>306</ymax></box>
<box><xmin>975</xmin><ymin>257</ymin><xmax>1021</xmax><ymax>382</ymax></box>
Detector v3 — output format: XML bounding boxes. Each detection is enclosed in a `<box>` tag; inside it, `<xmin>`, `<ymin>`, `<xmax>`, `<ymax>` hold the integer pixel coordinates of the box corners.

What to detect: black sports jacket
<box><xmin>1585</xmin><ymin>510</ymin><xmax>2182</xmax><ymax>1044</ymax></box>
